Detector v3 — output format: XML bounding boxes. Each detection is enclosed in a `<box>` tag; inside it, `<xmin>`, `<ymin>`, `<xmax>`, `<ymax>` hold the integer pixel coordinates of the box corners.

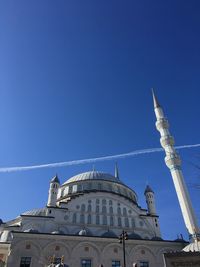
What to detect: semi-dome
<box><xmin>63</xmin><ymin>171</ymin><xmax>123</xmax><ymax>185</ymax></box>
<box><xmin>101</xmin><ymin>230</ymin><xmax>117</xmax><ymax>238</ymax></box>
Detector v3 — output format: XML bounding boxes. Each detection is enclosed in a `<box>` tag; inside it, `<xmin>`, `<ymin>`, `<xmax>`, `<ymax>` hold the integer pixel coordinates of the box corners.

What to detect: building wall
<box><xmin>6</xmin><ymin>232</ymin><xmax>186</xmax><ymax>267</ymax></box>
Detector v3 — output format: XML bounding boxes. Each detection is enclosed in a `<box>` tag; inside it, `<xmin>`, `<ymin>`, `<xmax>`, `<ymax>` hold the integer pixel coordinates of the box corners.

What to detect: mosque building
<box><xmin>0</xmin><ymin>166</ymin><xmax>186</xmax><ymax>267</ymax></box>
<box><xmin>1</xmin><ymin>92</ymin><xmax>196</xmax><ymax>267</ymax></box>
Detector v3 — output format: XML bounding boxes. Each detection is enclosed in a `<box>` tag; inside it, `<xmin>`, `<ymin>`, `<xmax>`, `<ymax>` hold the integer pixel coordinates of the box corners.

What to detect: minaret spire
<box><xmin>152</xmin><ymin>90</ymin><xmax>199</xmax><ymax>246</ymax></box>
<box><xmin>151</xmin><ymin>88</ymin><xmax>160</xmax><ymax>108</ymax></box>
<box><xmin>114</xmin><ymin>162</ymin><xmax>119</xmax><ymax>179</ymax></box>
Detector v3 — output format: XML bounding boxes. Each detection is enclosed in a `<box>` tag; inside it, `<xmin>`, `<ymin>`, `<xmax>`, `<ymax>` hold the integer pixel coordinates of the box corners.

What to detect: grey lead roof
<box><xmin>63</xmin><ymin>171</ymin><xmax>124</xmax><ymax>185</ymax></box>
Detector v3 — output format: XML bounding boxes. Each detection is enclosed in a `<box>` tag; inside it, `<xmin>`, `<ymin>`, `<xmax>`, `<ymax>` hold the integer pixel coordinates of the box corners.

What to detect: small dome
<box><xmin>63</xmin><ymin>171</ymin><xmax>123</xmax><ymax>185</ymax></box>
<box><xmin>51</xmin><ymin>175</ymin><xmax>60</xmax><ymax>184</ymax></box>
<box><xmin>77</xmin><ymin>229</ymin><xmax>93</xmax><ymax>236</ymax></box>
<box><xmin>102</xmin><ymin>231</ymin><xmax>117</xmax><ymax>238</ymax></box>
<box><xmin>129</xmin><ymin>232</ymin><xmax>142</xmax><ymax>239</ymax></box>
<box><xmin>144</xmin><ymin>185</ymin><xmax>154</xmax><ymax>194</ymax></box>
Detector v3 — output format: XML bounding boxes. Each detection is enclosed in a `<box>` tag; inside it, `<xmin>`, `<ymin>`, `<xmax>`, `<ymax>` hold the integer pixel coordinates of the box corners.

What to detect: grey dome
<box><xmin>102</xmin><ymin>231</ymin><xmax>117</xmax><ymax>238</ymax></box>
<box><xmin>63</xmin><ymin>171</ymin><xmax>123</xmax><ymax>185</ymax></box>
<box><xmin>21</xmin><ymin>208</ymin><xmax>46</xmax><ymax>216</ymax></box>
<box><xmin>129</xmin><ymin>232</ymin><xmax>142</xmax><ymax>239</ymax></box>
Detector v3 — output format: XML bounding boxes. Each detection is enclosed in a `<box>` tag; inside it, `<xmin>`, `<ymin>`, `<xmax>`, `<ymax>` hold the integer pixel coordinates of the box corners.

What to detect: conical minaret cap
<box><xmin>151</xmin><ymin>88</ymin><xmax>161</xmax><ymax>109</ymax></box>
<box><xmin>144</xmin><ymin>185</ymin><xmax>154</xmax><ymax>195</ymax></box>
<box><xmin>51</xmin><ymin>174</ymin><xmax>60</xmax><ymax>184</ymax></box>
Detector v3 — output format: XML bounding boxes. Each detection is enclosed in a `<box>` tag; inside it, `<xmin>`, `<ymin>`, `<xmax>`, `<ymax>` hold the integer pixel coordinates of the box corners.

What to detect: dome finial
<box><xmin>151</xmin><ymin>88</ymin><xmax>161</xmax><ymax>109</ymax></box>
<box><xmin>115</xmin><ymin>162</ymin><xmax>119</xmax><ymax>179</ymax></box>
<box><xmin>92</xmin><ymin>165</ymin><xmax>95</xmax><ymax>172</ymax></box>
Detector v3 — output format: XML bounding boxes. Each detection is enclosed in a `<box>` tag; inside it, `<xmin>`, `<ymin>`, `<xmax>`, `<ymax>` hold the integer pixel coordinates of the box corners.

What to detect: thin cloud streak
<box><xmin>0</xmin><ymin>144</ymin><xmax>200</xmax><ymax>173</ymax></box>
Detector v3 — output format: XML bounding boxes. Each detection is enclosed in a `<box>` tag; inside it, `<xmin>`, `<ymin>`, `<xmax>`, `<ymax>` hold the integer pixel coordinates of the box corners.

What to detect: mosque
<box><xmin>0</xmin><ymin>92</ymin><xmax>199</xmax><ymax>267</ymax></box>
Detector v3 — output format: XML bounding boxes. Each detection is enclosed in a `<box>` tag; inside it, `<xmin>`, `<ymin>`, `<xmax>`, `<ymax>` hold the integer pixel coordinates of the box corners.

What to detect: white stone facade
<box><xmin>0</xmin><ymin>170</ymin><xmax>187</xmax><ymax>267</ymax></box>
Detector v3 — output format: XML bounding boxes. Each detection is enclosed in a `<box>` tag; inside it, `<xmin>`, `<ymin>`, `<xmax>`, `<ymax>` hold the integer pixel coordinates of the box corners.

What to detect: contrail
<box><xmin>0</xmin><ymin>143</ymin><xmax>200</xmax><ymax>173</ymax></box>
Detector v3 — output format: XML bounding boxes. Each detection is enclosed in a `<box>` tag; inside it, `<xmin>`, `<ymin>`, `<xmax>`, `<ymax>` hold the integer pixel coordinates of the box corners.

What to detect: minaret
<box><xmin>47</xmin><ymin>175</ymin><xmax>60</xmax><ymax>207</ymax></box>
<box><xmin>144</xmin><ymin>185</ymin><xmax>156</xmax><ymax>215</ymax></box>
<box><xmin>152</xmin><ymin>90</ymin><xmax>199</xmax><ymax>242</ymax></box>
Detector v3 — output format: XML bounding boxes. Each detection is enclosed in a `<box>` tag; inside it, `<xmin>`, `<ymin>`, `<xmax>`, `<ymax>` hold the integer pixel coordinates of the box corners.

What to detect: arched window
<box><xmin>118</xmin><ymin>217</ymin><xmax>122</xmax><ymax>227</ymax></box>
<box><xmin>103</xmin><ymin>215</ymin><xmax>107</xmax><ymax>225</ymax></box>
<box><xmin>117</xmin><ymin>207</ymin><xmax>121</xmax><ymax>215</ymax></box>
<box><xmin>72</xmin><ymin>213</ymin><xmax>77</xmax><ymax>224</ymax></box>
<box><xmin>81</xmin><ymin>204</ymin><xmax>86</xmax><ymax>212</ymax></box>
<box><xmin>96</xmin><ymin>206</ymin><xmax>100</xmax><ymax>213</ymax></box>
<box><xmin>77</xmin><ymin>184</ymin><xmax>82</xmax><ymax>192</ymax></box>
<box><xmin>96</xmin><ymin>215</ymin><xmax>100</xmax><ymax>225</ymax></box>
<box><xmin>88</xmin><ymin>204</ymin><xmax>92</xmax><ymax>212</ymax></box>
<box><xmin>87</xmin><ymin>214</ymin><xmax>92</xmax><ymax>224</ymax></box>
<box><xmin>131</xmin><ymin>218</ymin><xmax>135</xmax><ymax>228</ymax></box>
<box><xmin>123</xmin><ymin>207</ymin><xmax>127</xmax><ymax>216</ymax></box>
<box><xmin>110</xmin><ymin>216</ymin><xmax>114</xmax><ymax>226</ymax></box>
<box><xmin>109</xmin><ymin>200</ymin><xmax>113</xmax><ymax>205</ymax></box>
<box><xmin>124</xmin><ymin>217</ymin><xmax>129</xmax><ymax>228</ymax></box>
<box><xmin>96</xmin><ymin>199</ymin><xmax>100</xmax><ymax>204</ymax></box>
<box><xmin>102</xmin><ymin>199</ymin><xmax>106</xmax><ymax>205</ymax></box>
<box><xmin>109</xmin><ymin>206</ymin><xmax>113</xmax><ymax>214</ymax></box>
<box><xmin>102</xmin><ymin>206</ymin><xmax>107</xmax><ymax>214</ymax></box>
<box><xmin>98</xmin><ymin>183</ymin><xmax>102</xmax><ymax>190</ymax></box>
<box><xmin>80</xmin><ymin>214</ymin><xmax>85</xmax><ymax>224</ymax></box>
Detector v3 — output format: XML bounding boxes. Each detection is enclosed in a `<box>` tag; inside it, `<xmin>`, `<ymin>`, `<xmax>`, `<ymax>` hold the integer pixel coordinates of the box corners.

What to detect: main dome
<box><xmin>59</xmin><ymin>170</ymin><xmax>138</xmax><ymax>204</ymax></box>
<box><xmin>63</xmin><ymin>171</ymin><xmax>124</xmax><ymax>185</ymax></box>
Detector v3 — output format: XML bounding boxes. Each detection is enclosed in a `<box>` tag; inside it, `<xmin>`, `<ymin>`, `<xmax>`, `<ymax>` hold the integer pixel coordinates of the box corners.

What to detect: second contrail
<box><xmin>0</xmin><ymin>143</ymin><xmax>200</xmax><ymax>173</ymax></box>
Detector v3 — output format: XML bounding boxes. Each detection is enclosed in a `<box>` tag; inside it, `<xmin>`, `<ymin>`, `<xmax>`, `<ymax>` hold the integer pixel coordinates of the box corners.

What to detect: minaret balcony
<box><xmin>165</xmin><ymin>154</ymin><xmax>181</xmax><ymax>169</ymax></box>
<box><xmin>156</xmin><ymin>118</ymin><xmax>169</xmax><ymax>131</ymax></box>
<box><xmin>160</xmin><ymin>135</ymin><xmax>174</xmax><ymax>147</ymax></box>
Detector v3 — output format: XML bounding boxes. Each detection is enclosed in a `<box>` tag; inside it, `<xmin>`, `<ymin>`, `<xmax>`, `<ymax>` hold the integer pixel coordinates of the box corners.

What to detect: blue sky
<box><xmin>0</xmin><ymin>0</ymin><xmax>200</xmax><ymax>240</ymax></box>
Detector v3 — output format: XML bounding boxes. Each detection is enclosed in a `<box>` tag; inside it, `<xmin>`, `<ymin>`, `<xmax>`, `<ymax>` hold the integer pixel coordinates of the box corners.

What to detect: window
<box><xmin>80</xmin><ymin>214</ymin><xmax>85</xmax><ymax>224</ymax></box>
<box><xmin>123</xmin><ymin>207</ymin><xmax>127</xmax><ymax>216</ymax></box>
<box><xmin>81</xmin><ymin>259</ymin><xmax>91</xmax><ymax>267</ymax></box>
<box><xmin>102</xmin><ymin>199</ymin><xmax>106</xmax><ymax>205</ymax></box>
<box><xmin>109</xmin><ymin>206</ymin><xmax>113</xmax><ymax>214</ymax></box>
<box><xmin>109</xmin><ymin>200</ymin><xmax>113</xmax><ymax>205</ymax></box>
<box><xmin>131</xmin><ymin>218</ymin><xmax>135</xmax><ymax>228</ymax></box>
<box><xmin>77</xmin><ymin>184</ymin><xmax>82</xmax><ymax>192</ymax></box>
<box><xmin>118</xmin><ymin>217</ymin><xmax>122</xmax><ymax>227</ymax></box>
<box><xmin>102</xmin><ymin>206</ymin><xmax>107</xmax><ymax>214</ymax></box>
<box><xmin>125</xmin><ymin>217</ymin><xmax>129</xmax><ymax>228</ymax></box>
<box><xmin>103</xmin><ymin>215</ymin><xmax>107</xmax><ymax>225</ymax></box>
<box><xmin>117</xmin><ymin>207</ymin><xmax>121</xmax><ymax>215</ymax></box>
<box><xmin>112</xmin><ymin>260</ymin><xmax>120</xmax><ymax>267</ymax></box>
<box><xmin>87</xmin><ymin>214</ymin><xmax>92</xmax><ymax>224</ymax></box>
<box><xmin>88</xmin><ymin>204</ymin><xmax>92</xmax><ymax>212</ymax></box>
<box><xmin>96</xmin><ymin>205</ymin><xmax>100</xmax><ymax>213</ymax></box>
<box><xmin>110</xmin><ymin>216</ymin><xmax>114</xmax><ymax>226</ymax></box>
<box><xmin>72</xmin><ymin>213</ymin><xmax>77</xmax><ymax>223</ymax></box>
<box><xmin>140</xmin><ymin>261</ymin><xmax>149</xmax><ymax>267</ymax></box>
<box><xmin>96</xmin><ymin>215</ymin><xmax>100</xmax><ymax>225</ymax></box>
<box><xmin>20</xmin><ymin>257</ymin><xmax>31</xmax><ymax>267</ymax></box>
<box><xmin>96</xmin><ymin>199</ymin><xmax>100</xmax><ymax>204</ymax></box>
<box><xmin>81</xmin><ymin>204</ymin><xmax>86</xmax><ymax>212</ymax></box>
